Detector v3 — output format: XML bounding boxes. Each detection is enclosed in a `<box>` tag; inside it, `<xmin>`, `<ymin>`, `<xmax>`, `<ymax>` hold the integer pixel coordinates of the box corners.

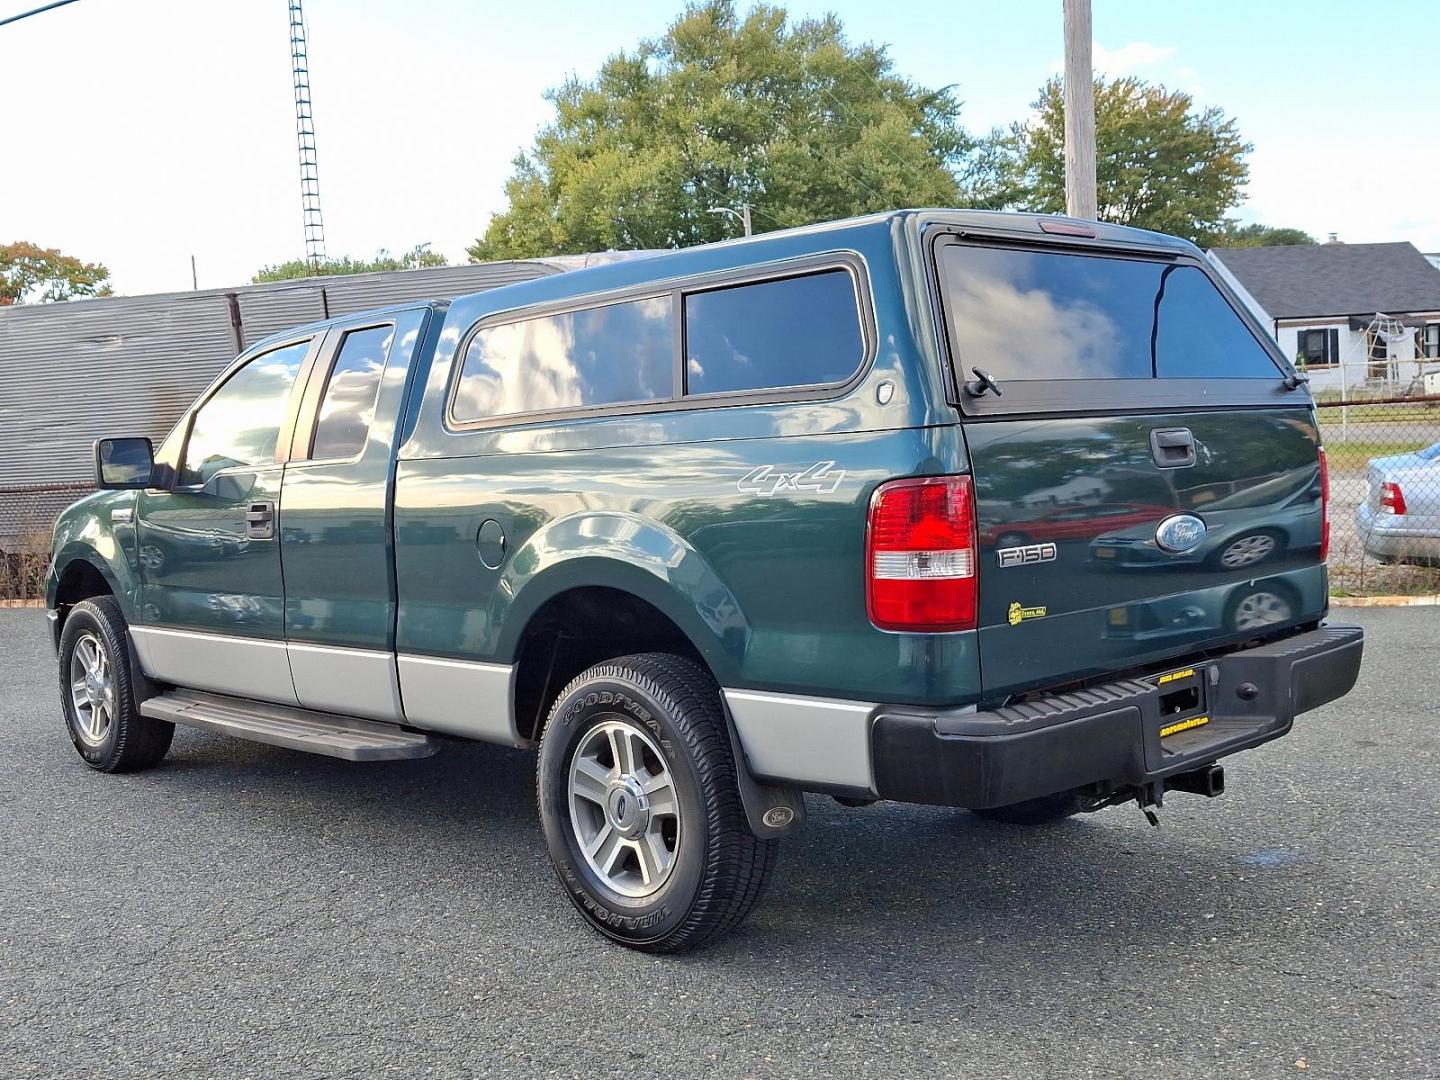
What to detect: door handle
<box><xmin>1150</xmin><ymin>428</ymin><xmax>1196</xmax><ymax>469</ymax></box>
<box><xmin>246</xmin><ymin>501</ymin><xmax>275</xmax><ymax>539</ymax></box>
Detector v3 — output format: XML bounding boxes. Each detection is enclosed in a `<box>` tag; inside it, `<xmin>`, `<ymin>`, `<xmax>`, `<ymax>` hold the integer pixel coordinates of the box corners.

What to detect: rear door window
<box><xmin>938</xmin><ymin>245</ymin><xmax>1279</xmax><ymax>383</ymax></box>
<box><xmin>684</xmin><ymin>270</ymin><xmax>864</xmax><ymax>395</ymax></box>
<box><xmin>310</xmin><ymin>325</ymin><xmax>393</xmax><ymax>460</ymax></box>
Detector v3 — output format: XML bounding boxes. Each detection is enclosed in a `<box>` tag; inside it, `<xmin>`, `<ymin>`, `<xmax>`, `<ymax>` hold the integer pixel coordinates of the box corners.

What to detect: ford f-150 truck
<box><xmin>47</xmin><ymin>210</ymin><xmax>1364</xmax><ymax>952</ymax></box>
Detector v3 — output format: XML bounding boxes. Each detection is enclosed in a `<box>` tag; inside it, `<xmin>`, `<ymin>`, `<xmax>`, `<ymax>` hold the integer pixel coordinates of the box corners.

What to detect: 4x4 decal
<box><xmin>737</xmin><ymin>461</ymin><xmax>845</xmax><ymax>498</ymax></box>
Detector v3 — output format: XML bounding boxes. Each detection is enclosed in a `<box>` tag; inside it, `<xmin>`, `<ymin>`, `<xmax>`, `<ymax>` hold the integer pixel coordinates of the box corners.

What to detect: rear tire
<box><xmin>972</xmin><ymin>790</ymin><xmax>1084</xmax><ymax>826</ymax></box>
<box><xmin>58</xmin><ymin>597</ymin><xmax>173</xmax><ymax>773</ymax></box>
<box><xmin>536</xmin><ymin>652</ymin><xmax>778</xmax><ymax>953</ymax></box>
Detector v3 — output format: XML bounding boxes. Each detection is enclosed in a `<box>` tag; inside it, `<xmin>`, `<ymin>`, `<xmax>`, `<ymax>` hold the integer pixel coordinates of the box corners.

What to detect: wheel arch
<box><xmin>49</xmin><ymin>543</ymin><xmax>136</xmax><ymax>626</ymax></box>
<box><xmin>495</xmin><ymin>512</ymin><xmax>750</xmax><ymax>743</ymax></box>
<box><xmin>493</xmin><ymin>510</ymin><xmax>749</xmax><ymax>674</ymax></box>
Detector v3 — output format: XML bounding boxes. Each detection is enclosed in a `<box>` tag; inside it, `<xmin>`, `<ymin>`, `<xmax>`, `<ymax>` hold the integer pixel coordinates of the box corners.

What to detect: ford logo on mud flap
<box><xmin>1155</xmin><ymin>514</ymin><xmax>1207</xmax><ymax>554</ymax></box>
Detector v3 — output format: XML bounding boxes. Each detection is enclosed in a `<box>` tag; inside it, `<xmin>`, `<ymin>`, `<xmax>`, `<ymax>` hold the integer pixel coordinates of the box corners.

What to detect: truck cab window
<box><xmin>310</xmin><ymin>325</ymin><xmax>394</xmax><ymax>460</ymax></box>
<box><xmin>179</xmin><ymin>340</ymin><xmax>308</xmax><ymax>486</ymax></box>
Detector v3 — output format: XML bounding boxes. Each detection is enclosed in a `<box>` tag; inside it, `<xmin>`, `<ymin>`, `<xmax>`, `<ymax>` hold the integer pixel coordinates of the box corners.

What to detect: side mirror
<box><xmin>94</xmin><ymin>437</ymin><xmax>155</xmax><ymax>489</ymax></box>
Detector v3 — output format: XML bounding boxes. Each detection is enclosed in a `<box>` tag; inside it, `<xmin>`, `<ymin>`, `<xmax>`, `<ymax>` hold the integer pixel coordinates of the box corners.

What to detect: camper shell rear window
<box><xmin>937</xmin><ymin>243</ymin><xmax>1282</xmax><ymax>384</ymax></box>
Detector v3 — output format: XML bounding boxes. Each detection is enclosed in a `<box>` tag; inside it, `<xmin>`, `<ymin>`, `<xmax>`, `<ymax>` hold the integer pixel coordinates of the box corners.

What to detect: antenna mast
<box><xmin>288</xmin><ymin>0</ymin><xmax>326</xmax><ymax>268</ymax></box>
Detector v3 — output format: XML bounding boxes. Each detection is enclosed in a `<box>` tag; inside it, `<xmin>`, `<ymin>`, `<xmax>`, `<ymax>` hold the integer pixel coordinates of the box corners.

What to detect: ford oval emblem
<box><xmin>1155</xmin><ymin>514</ymin><xmax>1207</xmax><ymax>554</ymax></box>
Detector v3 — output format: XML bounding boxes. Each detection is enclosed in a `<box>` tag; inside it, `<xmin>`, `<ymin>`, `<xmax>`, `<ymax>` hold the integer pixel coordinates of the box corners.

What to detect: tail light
<box><xmin>1319</xmin><ymin>448</ymin><xmax>1330</xmax><ymax>561</ymax></box>
<box><xmin>1380</xmin><ymin>481</ymin><xmax>1408</xmax><ymax>515</ymax></box>
<box><xmin>867</xmin><ymin>475</ymin><xmax>978</xmax><ymax>632</ymax></box>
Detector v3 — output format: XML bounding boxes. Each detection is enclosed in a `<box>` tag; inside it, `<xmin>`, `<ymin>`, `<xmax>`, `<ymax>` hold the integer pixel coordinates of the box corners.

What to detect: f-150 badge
<box><xmin>737</xmin><ymin>462</ymin><xmax>845</xmax><ymax>497</ymax></box>
<box><xmin>997</xmin><ymin>542</ymin><xmax>1057</xmax><ymax>568</ymax></box>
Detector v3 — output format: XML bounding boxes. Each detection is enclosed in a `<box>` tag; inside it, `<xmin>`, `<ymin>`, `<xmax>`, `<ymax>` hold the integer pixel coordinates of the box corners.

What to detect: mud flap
<box><xmin>720</xmin><ymin>697</ymin><xmax>807</xmax><ymax>839</ymax></box>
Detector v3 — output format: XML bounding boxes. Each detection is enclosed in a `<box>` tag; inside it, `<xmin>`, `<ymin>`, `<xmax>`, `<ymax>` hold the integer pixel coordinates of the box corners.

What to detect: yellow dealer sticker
<box><xmin>1157</xmin><ymin>668</ymin><xmax>1195</xmax><ymax>685</ymax></box>
<box><xmin>1160</xmin><ymin>715</ymin><xmax>1210</xmax><ymax>738</ymax></box>
<box><xmin>1007</xmin><ymin>602</ymin><xmax>1048</xmax><ymax>626</ymax></box>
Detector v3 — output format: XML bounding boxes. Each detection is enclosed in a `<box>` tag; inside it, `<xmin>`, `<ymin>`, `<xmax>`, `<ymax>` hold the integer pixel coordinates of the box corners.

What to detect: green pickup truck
<box><xmin>47</xmin><ymin>209</ymin><xmax>1363</xmax><ymax>952</ymax></box>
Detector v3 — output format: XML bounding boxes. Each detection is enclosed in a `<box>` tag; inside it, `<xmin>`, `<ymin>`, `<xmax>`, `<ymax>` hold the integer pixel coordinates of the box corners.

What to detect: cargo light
<box><xmin>1380</xmin><ymin>481</ymin><xmax>1407</xmax><ymax>516</ymax></box>
<box><xmin>866</xmin><ymin>475</ymin><xmax>978</xmax><ymax>632</ymax></box>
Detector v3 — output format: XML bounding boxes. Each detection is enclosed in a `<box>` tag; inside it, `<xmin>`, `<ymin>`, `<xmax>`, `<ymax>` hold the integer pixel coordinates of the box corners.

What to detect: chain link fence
<box><xmin>1319</xmin><ymin>391</ymin><xmax>1440</xmax><ymax>597</ymax></box>
<box><xmin>0</xmin><ymin>483</ymin><xmax>91</xmax><ymax>602</ymax></box>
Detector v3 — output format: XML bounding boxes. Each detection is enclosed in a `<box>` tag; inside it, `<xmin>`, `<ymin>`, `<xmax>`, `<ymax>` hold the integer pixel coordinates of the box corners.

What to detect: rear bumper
<box><xmin>1356</xmin><ymin>506</ymin><xmax>1440</xmax><ymax>558</ymax></box>
<box><xmin>871</xmin><ymin>624</ymin><xmax>1363</xmax><ymax>809</ymax></box>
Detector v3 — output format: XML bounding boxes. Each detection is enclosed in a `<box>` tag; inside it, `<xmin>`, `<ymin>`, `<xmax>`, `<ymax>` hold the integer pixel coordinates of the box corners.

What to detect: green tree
<box><xmin>1217</xmin><ymin>223</ymin><xmax>1317</xmax><ymax>247</ymax></box>
<box><xmin>0</xmin><ymin>241</ymin><xmax>111</xmax><ymax>305</ymax></box>
<box><xmin>469</xmin><ymin>1</ymin><xmax>977</xmax><ymax>260</ymax></box>
<box><xmin>253</xmin><ymin>243</ymin><xmax>447</xmax><ymax>283</ymax></box>
<box><xmin>1002</xmin><ymin>76</ymin><xmax>1252</xmax><ymax>246</ymax></box>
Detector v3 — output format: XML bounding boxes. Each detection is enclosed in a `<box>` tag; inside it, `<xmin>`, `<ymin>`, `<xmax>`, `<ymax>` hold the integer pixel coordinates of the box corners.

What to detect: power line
<box><xmin>667</xmin><ymin>160</ymin><xmax>797</xmax><ymax>232</ymax></box>
<box><xmin>799</xmin><ymin>54</ymin><xmax>955</xmax><ymax>207</ymax></box>
<box><xmin>0</xmin><ymin>0</ymin><xmax>80</xmax><ymax>28</ymax></box>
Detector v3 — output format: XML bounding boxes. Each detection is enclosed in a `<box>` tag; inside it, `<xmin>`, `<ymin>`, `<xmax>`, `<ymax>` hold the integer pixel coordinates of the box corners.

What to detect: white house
<box><xmin>1207</xmin><ymin>242</ymin><xmax>1440</xmax><ymax>394</ymax></box>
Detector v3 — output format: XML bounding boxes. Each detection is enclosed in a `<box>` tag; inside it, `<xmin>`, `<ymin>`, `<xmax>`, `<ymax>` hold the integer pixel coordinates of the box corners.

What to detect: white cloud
<box><xmin>1051</xmin><ymin>41</ymin><xmax>1177</xmax><ymax>78</ymax></box>
<box><xmin>1094</xmin><ymin>42</ymin><xmax>1176</xmax><ymax>75</ymax></box>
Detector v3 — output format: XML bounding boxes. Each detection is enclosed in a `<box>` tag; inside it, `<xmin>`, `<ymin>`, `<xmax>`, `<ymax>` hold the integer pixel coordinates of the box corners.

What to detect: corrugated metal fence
<box><xmin>0</xmin><ymin>259</ymin><xmax>565</xmax><ymax>558</ymax></box>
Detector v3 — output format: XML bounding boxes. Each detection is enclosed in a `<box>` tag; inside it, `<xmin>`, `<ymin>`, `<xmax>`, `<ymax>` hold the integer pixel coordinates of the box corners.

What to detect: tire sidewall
<box><xmin>1224</xmin><ymin>580</ymin><xmax>1298</xmax><ymax>633</ymax></box>
<box><xmin>58</xmin><ymin>602</ymin><xmax>128</xmax><ymax>767</ymax></box>
<box><xmin>538</xmin><ymin>670</ymin><xmax>711</xmax><ymax>946</ymax></box>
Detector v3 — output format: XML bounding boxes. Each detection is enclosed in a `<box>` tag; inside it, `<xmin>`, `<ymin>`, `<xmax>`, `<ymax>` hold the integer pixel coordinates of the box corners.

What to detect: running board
<box><xmin>140</xmin><ymin>690</ymin><xmax>440</xmax><ymax>761</ymax></box>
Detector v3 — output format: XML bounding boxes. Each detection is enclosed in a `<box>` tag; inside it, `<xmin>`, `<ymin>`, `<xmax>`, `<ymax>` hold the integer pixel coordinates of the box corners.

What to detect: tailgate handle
<box><xmin>1150</xmin><ymin>428</ymin><xmax>1196</xmax><ymax>469</ymax></box>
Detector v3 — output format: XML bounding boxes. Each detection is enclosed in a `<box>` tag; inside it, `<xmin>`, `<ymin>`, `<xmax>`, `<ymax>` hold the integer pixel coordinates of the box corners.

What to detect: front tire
<box><xmin>58</xmin><ymin>597</ymin><xmax>173</xmax><ymax>772</ymax></box>
<box><xmin>537</xmin><ymin>653</ymin><xmax>778</xmax><ymax>953</ymax></box>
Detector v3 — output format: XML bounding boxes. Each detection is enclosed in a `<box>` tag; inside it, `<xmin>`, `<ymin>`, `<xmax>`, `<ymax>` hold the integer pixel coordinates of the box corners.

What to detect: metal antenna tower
<box><xmin>288</xmin><ymin>0</ymin><xmax>326</xmax><ymax>267</ymax></box>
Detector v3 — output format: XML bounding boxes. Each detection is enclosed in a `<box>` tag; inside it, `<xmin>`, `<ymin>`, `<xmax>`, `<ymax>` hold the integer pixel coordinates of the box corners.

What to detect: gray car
<box><xmin>1356</xmin><ymin>441</ymin><xmax>1440</xmax><ymax>563</ymax></box>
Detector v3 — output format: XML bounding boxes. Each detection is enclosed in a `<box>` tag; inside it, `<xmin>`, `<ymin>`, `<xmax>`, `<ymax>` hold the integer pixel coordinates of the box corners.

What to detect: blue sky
<box><xmin>2</xmin><ymin>0</ymin><xmax>1436</xmax><ymax>294</ymax></box>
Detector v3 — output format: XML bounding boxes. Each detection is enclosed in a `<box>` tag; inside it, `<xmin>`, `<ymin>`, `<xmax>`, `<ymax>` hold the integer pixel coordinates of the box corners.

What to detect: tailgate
<box><xmin>966</xmin><ymin>408</ymin><xmax>1326</xmax><ymax>695</ymax></box>
<box><xmin>929</xmin><ymin>229</ymin><xmax>1325</xmax><ymax>698</ymax></box>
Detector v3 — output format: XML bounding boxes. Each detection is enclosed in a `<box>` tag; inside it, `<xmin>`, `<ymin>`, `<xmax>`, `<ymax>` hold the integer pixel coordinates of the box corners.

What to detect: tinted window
<box><xmin>939</xmin><ymin>246</ymin><xmax>1279</xmax><ymax>381</ymax></box>
<box><xmin>453</xmin><ymin>296</ymin><xmax>673</xmax><ymax>421</ymax></box>
<box><xmin>181</xmin><ymin>341</ymin><xmax>308</xmax><ymax>485</ymax></box>
<box><xmin>310</xmin><ymin>325</ymin><xmax>393</xmax><ymax>460</ymax></box>
<box><xmin>1153</xmin><ymin>266</ymin><xmax>1279</xmax><ymax>378</ymax></box>
<box><xmin>684</xmin><ymin>270</ymin><xmax>864</xmax><ymax>395</ymax></box>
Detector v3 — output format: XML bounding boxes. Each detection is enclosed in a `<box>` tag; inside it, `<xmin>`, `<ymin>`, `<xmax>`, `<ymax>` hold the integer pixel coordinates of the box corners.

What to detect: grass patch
<box><xmin>1323</xmin><ymin>442</ymin><xmax>1417</xmax><ymax>470</ymax></box>
<box><xmin>1314</xmin><ymin>403</ymin><xmax>1440</xmax><ymax>423</ymax></box>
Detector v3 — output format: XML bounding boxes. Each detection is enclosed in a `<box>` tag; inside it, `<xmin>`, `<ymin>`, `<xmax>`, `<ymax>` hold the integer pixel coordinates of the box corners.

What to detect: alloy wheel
<box><xmin>69</xmin><ymin>631</ymin><xmax>115</xmax><ymax>746</ymax></box>
<box><xmin>567</xmin><ymin>719</ymin><xmax>682</xmax><ymax>898</ymax></box>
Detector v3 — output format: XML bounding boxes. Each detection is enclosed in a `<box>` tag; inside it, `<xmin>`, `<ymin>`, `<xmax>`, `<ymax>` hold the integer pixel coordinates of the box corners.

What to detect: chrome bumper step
<box><xmin>139</xmin><ymin>690</ymin><xmax>440</xmax><ymax>761</ymax></box>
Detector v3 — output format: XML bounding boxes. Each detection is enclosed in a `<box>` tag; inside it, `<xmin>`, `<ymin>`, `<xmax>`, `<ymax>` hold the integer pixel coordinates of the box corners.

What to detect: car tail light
<box><xmin>867</xmin><ymin>475</ymin><xmax>978</xmax><ymax>632</ymax></box>
<box><xmin>1319</xmin><ymin>448</ymin><xmax>1330</xmax><ymax>561</ymax></box>
<box><xmin>1380</xmin><ymin>481</ymin><xmax>1408</xmax><ymax>515</ymax></box>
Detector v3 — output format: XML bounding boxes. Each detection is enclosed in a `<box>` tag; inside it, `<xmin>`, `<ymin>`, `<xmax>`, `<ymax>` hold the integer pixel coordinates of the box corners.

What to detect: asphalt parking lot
<box><xmin>1</xmin><ymin>607</ymin><xmax>1435</xmax><ymax>1079</ymax></box>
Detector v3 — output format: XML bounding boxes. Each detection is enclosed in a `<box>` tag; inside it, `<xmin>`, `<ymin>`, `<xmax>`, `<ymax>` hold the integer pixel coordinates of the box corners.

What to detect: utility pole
<box><xmin>1062</xmin><ymin>0</ymin><xmax>1097</xmax><ymax>220</ymax></box>
<box><xmin>708</xmin><ymin>204</ymin><xmax>753</xmax><ymax>237</ymax></box>
<box><xmin>190</xmin><ymin>255</ymin><xmax>198</xmax><ymax>291</ymax></box>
